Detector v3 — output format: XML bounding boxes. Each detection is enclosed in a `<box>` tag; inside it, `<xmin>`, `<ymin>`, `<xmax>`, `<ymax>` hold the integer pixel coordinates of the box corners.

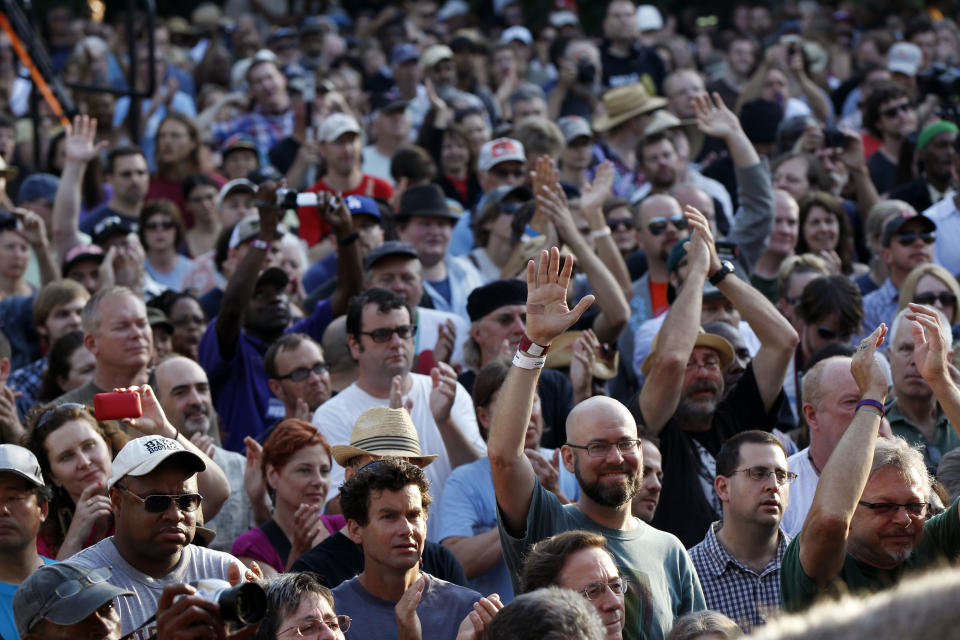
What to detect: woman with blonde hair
<box><xmin>897</xmin><ymin>263</ymin><xmax>960</xmax><ymax>325</ymax></box>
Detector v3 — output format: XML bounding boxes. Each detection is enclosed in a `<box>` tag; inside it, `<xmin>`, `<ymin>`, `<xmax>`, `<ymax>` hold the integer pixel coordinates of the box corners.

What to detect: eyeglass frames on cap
<box><xmin>53</xmin><ymin>566</ymin><xmax>112</xmax><ymax>599</ymax></box>
<box><xmin>115</xmin><ymin>485</ymin><xmax>203</xmax><ymax>513</ymax></box>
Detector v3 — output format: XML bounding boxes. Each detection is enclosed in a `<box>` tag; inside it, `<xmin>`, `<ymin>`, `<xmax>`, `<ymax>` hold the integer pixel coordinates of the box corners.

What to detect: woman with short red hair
<box><xmin>231</xmin><ymin>419</ymin><xmax>341</xmax><ymax>577</ymax></box>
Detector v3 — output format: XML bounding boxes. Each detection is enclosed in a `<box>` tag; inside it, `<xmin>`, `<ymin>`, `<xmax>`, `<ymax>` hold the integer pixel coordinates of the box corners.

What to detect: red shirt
<box><xmin>299</xmin><ymin>175</ymin><xmax>394</xmax><ymax>246</ymax></box>
<box><xmin>650</xmin><ymin>280</ymin><xmax>669</xmax><ymax>317</ymax></box>
<box><xmin>147</xmin><ymin>172</ymin><xmax>226</xmax><ymax>228</ymax></box>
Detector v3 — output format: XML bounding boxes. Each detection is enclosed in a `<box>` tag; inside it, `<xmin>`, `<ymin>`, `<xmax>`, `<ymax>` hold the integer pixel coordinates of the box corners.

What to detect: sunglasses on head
<box><xmin>895</xmin><ymin>231</ymin><xmax>935</xmax><ymax>246</ymax></box>
<box><xmin>499</xmin><ymin>201</ymin><xmax>522</xmax><ymax>215</ymax></box>
<box><xmin>115</xmin><ymin>485</ymin><xmax>203</xmax><ymax>513</ymax></box>
<box><xmin>648</xmin><ymin>216</ymin><xmax>687</xmax><ymax>236</ymax></box>
<box><xmin>881</xmin><ymin>102</ymin><xmax>912</xmax><ymax>119</ymax></box>
<box><xmin>915</xmin><ymin>292</ymin><xmax>958</xmax><ymax>307</ymax></box>
<box><xmin>816</xmin><ymin>326</ymin><xmax>852</xmax><ymax>341</ymax></box>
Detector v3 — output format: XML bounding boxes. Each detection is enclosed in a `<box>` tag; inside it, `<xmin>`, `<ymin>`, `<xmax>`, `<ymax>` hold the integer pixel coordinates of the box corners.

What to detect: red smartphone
<box><xmin>94</xmin><ymin>392</ymin><xmax>142</xmax><ymax>421</ymax></box>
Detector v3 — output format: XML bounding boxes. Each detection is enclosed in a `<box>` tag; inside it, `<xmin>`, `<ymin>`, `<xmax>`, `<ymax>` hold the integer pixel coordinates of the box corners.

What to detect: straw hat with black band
<box><xmin>331</xmin><ymin>407</ymin><xmax>437</xmax><ymax>468</ymax></box>
<box><xmin>592</xmin><ymin>82</ymin><xmax>668</xmax><ymax>133</ymax></box>
<box><xmin>641</xmin><ymin>327</ymin><xmax>734</xmax><ymax>378</ymax></box>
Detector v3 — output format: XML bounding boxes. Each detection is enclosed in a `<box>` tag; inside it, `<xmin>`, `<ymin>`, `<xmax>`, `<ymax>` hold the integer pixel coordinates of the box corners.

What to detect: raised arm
<box><xmin>909</xmin><ymin>303</ymin><xmax>960</xmax><ymax>435</ymax></box>
<box><xmin>488</xmin><ymin>248</ymin><xmax>594</xmax><ymax>536</ymax></box>
<box><xmin>799</xmin><ymin>325</ymin><xmax>888</xmax><ymax>587</ymax></box>
<box><xmin>323</xmin><ymin>194</ymin><xmax>364</xmax><ymax>317</ymax></box>
<box><xmin>52</xmin><ymin>115</ymin><xmax>106</xmax><ymax>256</ymax></box>
<box><xmin>580</xmin><ymin>161</ymin><xmax>633</xmax><ymax>300</ymax></box>
<box><xmin>637</xmin><ymin>207</ymin><xmax>712</xmax><ymax>435</ymax></box>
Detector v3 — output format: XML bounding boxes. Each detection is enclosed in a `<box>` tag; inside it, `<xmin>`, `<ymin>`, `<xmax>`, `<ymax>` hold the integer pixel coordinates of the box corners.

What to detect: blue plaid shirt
<box><xmin>10</xmin><ymin>355</ymin><xmax>46</xmax><ymax>419</ymax></box>
<box><xmin>688</xmin><ymin>521</ymin><xmax>790</xmax><ymax>632</ymax></box>
<box><xmin>861</xmin><ymin>278</ymin><xmax>899</xmax><ymax>341</ymax></box>
<box><xmin>210</xmin><ymin>108</ymin><xmax>294</xmax><ymax>165</ymax></box>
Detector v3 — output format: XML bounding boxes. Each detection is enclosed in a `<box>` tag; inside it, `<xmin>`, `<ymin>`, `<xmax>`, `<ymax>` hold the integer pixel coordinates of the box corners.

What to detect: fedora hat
<box><xmin>641</xmin><ymin>327</ymin><xmax>733</xmax><ymax>378</ymax></box>
<box><xmin>592</xmin><ymin>83</ymin><xmax>667</xmax><ymax>133</ymax></box>
<box><xmin>331</xmin><ymin>407</ymin><xmax>438</xmax><ymax>467</ymax></box>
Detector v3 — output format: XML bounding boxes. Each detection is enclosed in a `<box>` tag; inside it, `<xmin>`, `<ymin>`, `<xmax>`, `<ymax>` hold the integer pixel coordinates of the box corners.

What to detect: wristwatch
<box><xmin>709</xmin><ymin>260</ymin><xmax>735</xmax><ymax>286</ymax></box>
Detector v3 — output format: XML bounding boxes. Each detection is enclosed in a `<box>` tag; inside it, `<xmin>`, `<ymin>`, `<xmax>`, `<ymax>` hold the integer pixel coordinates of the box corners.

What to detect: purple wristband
<box><xmin>856</xmin><ymin>399</ymin><xmax>885</xmax><ymax>417</ymax></box>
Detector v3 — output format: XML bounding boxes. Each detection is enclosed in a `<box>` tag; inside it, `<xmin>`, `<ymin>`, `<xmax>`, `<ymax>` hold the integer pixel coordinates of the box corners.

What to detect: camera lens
<box><xmin>216</xmin><ymin>582</ymin><xmax>267</xmax><ymax>625</ymax></box>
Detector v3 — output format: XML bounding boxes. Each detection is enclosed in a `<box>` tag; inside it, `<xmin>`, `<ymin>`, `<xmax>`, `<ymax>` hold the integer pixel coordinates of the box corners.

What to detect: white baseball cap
<box><xmin>319</xmin><ymin>113</ymin><xmax>362</xmax><ymax>143</ymax></box>
<box><xmin>478</xmin><ymin>137</ymin><xmax>526</xmax><ymax>172</ymax></box>
<box><xmin>108</xmin><ymin>436</ymin><xmax>205</xmax><ymax>489</ymax></box>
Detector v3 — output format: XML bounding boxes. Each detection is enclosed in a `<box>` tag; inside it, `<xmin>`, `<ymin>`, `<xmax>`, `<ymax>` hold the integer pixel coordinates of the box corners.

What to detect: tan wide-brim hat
<box><xmin>545</xmin><ymin>331</ymin><xmax>620</xmax><ymax>380</ymax></box>
<box><xmin>641</xmin><ymin>327</ymin><xmax>734</xmax><ymax>378</ymax></box>
<box><xmin>592</xmin><ymin>82</ymin><xmax>668</xmax><ymax>133</ymax></box>
<box><xmin>331</xmin><ymin>407</ymin><xmax>438</xmax><ymax>468</ymax></box>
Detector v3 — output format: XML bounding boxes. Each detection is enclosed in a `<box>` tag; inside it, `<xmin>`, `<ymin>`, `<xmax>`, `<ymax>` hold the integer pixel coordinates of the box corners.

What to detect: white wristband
<box><xmin>589</xmin><ymin>226</ymin><xmax>612</xmax><ymax>240</ymax></box>
<box><xmin>513</xmin><ymin>350</ymin><xmax>546</xmax><ymax>370</ymax></box>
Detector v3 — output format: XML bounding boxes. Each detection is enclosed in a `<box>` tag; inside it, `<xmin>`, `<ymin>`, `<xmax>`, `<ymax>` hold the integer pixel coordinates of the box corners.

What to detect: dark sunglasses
<box><xmin>145</xmin><ymin>221</ymin><xmax>176</xmax><ymax>231</ymax></box>
<box><xmin>608</xmin><ymin>218</ymin><xmax>634</xmax><ymax>230</ymax></box>
<box><xmin>358</xmin><ymin>325</ymin><xmax>417</xmax><ymax>343</ymax></box>
<box><xmin>648</xmin><ymin>216</ymin><xmax>687</xmax><ymax>236</ymax></box>
<box><xmin>816</xmin><ymin>326</ymin><xmax>852</xmax><ymax>341</ymax></box>
<box><xmin>491</xmin><ymin>167</ymin><xmax>525</xmax><ymax>179</ymax></box>
<box><xmin>277</xmin><ymin>362</ymin><xmax>330</xmax><ymax>382</ymax></box>
<box><xmin>895</xmin><ymin>231</ymin><xmax>935</xmax><ymax>246</ymax></box>
<box><xmin>915</xmin><ymin>292</ymin><xmax>958</xmax><ymax>307</ymax></box>
<box><xmin>881</xmin><ymin>102</ymin><xmax>913</xmax><ymax>118</ymax></box>
<box><xmin>115</xmin><ymin>485</ymin><xmax>203</xmax><ymax>513</ymax></box>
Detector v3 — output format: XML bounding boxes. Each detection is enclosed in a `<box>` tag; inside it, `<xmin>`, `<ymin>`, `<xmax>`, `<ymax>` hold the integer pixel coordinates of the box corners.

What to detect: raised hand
<box><xmin>535</xmin><ymin>182</ymin><xmax>580</xmax><ymax>246</ymax></box>
<box><xmin>682</xmin><ymin>205</ymin><xmax>717</xmax><ymax>276</ymax></box>
<box><xmin>524</xmin><ymin>247</ymin><xmax>595</xmax><ymax>346</ymax></box>
<box><xmin>64</xmin><ymin>114</ymin><xmax>107</xmax><ymax>164</ymax></box>
<box><xmin>389</xmin><ymin>375</ymin><xmax>414</xmax><ymax>413</ymax></box>
<box><xmin>12</xmin><ymin>208</ymin><xmax>48</xmax><ymax>248</ymax></box>
<box><xmin>525</xmin><ymin>448</ymin><xmax>563</xmax><ymax>497</ymax></box>
<box><xmin>395</xmin><ymin>575</ymin><xmax>425</xmax><ymax>640</ymax></box>
<box><xmin>288</xmin><ymin>503</ymin><xmax>329</xmax><ymax>567</ymax></box>
<box><xmin>429</xmin><ymin>362</ymin><xmax>458</xmax><ymax>424</ymax></box>
<box><xmin>433</xmin><ymin>319</ymin><xmax>457</xmax><ymax>365</ymax></box>
<box><xmin>319</xmin><ymin>191</ymin><xmax>353</xmax><ymax>235</ymax></box>
<box><xmin>455</xmin><ymin>595</ymin><xmax>504</xmax><ymax>640</ymax></box>
<box><xmin>190</xmin><ymin>432</ymin><xmax>217</xmax><ymax>458</ymax></box>
<box><xmin>569</xmin><ymin>328</ymin><xmax>600</xmax><ymax>399</ymax></box>
<box><xmin>851</xmin><ymin>324</ymin><xmax>889</xmax><ymax>400</ymax></box>
<box><xmin>66</xmin><ymin>481</ymin><xmax>112</xmax><ymax>544</ymax></box>
<box><xmin>908</xmin><ymin>303</ymin><xmax>951</xmax><ymax>384</ymax></box>
<box><xmin>117</xmin><ymin>385</ymin><xmax>177</xmax><ymax>439</ymax></box>
<box><xmin>581</xmin><ymin>160</ymin><xmax>614</xmax><ymax>215</ymax></box>
<box><xmin>692</xmin><ymin>92</ymin><xmax>742</xmax><ymax>141</ymax></box>
<box><xmin>531</xmin><ymin>155</ymin><xmax>559</xmax><ymax>203</ymax></box>
<box><xmin>243</xmin><ymin>436</ymin><xmax>268</xmax><ymax>514</ymax></box>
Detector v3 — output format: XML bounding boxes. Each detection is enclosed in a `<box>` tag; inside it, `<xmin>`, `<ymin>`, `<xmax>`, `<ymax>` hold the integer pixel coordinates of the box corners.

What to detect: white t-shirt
<box><xmin>781</xmin><ymin>446</ymin><xmax>819</xmax><ymax>537</ymax></box>
<box><xmin>68</xmin><ymin>537</ymin><xmax>246</xmax><ymax>637</ymax></box>
<box><xmin>923</xmin><ymin>197</ymin><xmax>960</xmax><ymax>278</ymax></box>
<box><xmin>312</xmin><ymin>373</ymin><xmax>485</xmax><ymax>541</ymax></box>
<box><xmin>415</xmin><ymin>307</ymin><xmax>470</xmax><ymax>370</ymax></box>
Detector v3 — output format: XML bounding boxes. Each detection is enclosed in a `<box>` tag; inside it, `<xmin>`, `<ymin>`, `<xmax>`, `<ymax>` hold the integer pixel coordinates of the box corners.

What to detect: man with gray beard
<box><xmin>154</xmin><ymin>356</ymin><xmax>270</xmax><ymax>550</ymax></box>
<box><xmin>638</xmin><ymin>206</ymin><xmax>798</xmax><ymax>548</ymax></box>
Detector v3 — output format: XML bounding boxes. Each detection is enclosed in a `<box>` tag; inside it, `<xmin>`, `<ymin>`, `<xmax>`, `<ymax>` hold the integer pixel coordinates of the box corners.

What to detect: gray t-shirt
<box><xmin>331</xmin><ymin>572</ymin><xmax>479</xmax><ymax>640</ymax></box>
<box><xmin>206</xmin><ymin>446</ymin><xmax>258</xmax><ymax>552</ymax></box>
<box><xmin>498</xmin><ymin>479</ymin><xmax>706</xmax><ymax>640</ymax></box>
<box><xmin>68</xmin><ymin>537</ymin><xmax>246</xmax><ymax>638</ymax></box>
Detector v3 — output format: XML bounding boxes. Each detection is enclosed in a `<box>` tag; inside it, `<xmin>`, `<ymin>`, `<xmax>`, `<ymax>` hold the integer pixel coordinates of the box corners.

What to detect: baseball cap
<box><xmin>549</xmin><ymin>10</ymin><xmax>579</xmax><ymax>28</ymax></box>
<box><xmin>16</xmin><ymin>173</ymin><xmax>59</xmax><ymax>205</ymax></box>
<box><xmin>0</xmin><ymin>444</ymin><xmax>44</xmax><ymax>487</ymax></box>
<box><xmin>881</xmin><ymin>211</ymin><xmax>936</xmax><ymax>247</ymax></box>
<box><xmin>319</xmin><ymin>113</ymin><xmax>362</xmax><ymax>143</ymax></box>
<box><xmin>422</xmin><ymin>44</ymin><xmax>454</xmax><ymax>68</ymax></box>
<box><xmin>363</xmin><ymin>240</ymin><xmax>420</xmax><ymax>271</ymax></box>
<box><xmin>371</xmin><ymin>94</ymin><xmax>408</xmax><ymax>114</ymax></box>
<box><xmin>61</xmin><ymin>243</ymin><xmax>105</xmax><ymax>275</ymax></box>
<box><xmin>438</xmin><ymin>0</ymin><xmax>470</xmax><ymax>22</ymax></box>
<box><xmin>255</xmin><ymin>265</ymin><xmax>290</xmax><ymax>290</ymax></box>
<box><xmin>108</xmin><ymin>436</ymin><xmax>205</xmax><ymax>490</ymax></box>
<box><xmin>501</xmin><ymin>26</ymin><xmax>533</xmax><ymax>46</ymax></box>
<box><xmin>478</xmin><ymin>137</ymin><xmax>526</xmax><ymax>172</ymax></box>
<box><xmin>331</xmin><ymin>408</ymin><xmax>437</xmax><ymax>467</ymax></box>
<box><xmin>635</xmin><ymin>4</ymin><xmax>663</xmax><ymax>31</ymax></box>
<box><xmin>485</xmin><ymin>184</ymin><xmax>533</xmax><ymax>206</ymax></box>
<box><xmin>217</xmin><ymin>178</ymin><xmax>256</xmax><ymax>210</ymax></box>
<box><xmin>345</xmin><ymin>195</ymin><xmax>381</xmax><ymax>220</ymax></box>
<box><xmin>147</xmin><ymin>307</ymin><xmax>173</xmax><ymax>333</ymax></box>
<box><xmin>92</xmin><ymin>215</ymin><xmax>138</xmax><ymax>247</ymax></box>
<box><xmin>557</xmin><ymin>116</ymin><xmax>593</xmax><ymax>144</ymax></box>
<box><xmin>390</xmin><ymin>43</ymin><xmax>420</xmax><ymax>66</ymax></box>
<box><xmin>14</xmin><ymin>563</ymin><xmax>133</xmax><ymax>638</ymax></box>
<box><xmin>888</xmin><ymin>42</ymin><xmax>922</xmax><ymax>77</ymax></box>
<box><xmin>228</xmin><ymin>215</ymin><xmax>286</xmax><ymax>249</ymax></box>
<box><xmin>221</xmin><ymin>134</ymin><xmax>258</xmax><ymax>157</ymax></box>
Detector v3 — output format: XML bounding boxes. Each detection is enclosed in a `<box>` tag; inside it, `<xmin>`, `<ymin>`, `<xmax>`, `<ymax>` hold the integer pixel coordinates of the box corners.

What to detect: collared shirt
<box><xmin>589</xmin><ymin>140</ymin><xmax>644</xmax><ymax>199</ymax></box>
<box><xmin>861</xmin><ymin>278</ymin><xmax>899</xmax><ymax>341</ymax></box>
<box><xmin>209</xmin><ymin>107</ymin><xmax>294</xmax><ymax>165</ymax></box>
<box><xmin>923</xmin><ymin>196</ymin><xmax>960</xmax><ymax>278</ymax></box>
<box><xmin>9</xmin><ymin>355</ymin><xmax>46</xmax><ymax>410</ymax></box>
<box><xmin>887</xmin><ymin>400</ymin><xmax>959</xmax><ymax>473</ymax></box>
<box><xmin>688</xmin><ymin>521</ymin><xmax>790</xmax><ymax>632</ymax></box>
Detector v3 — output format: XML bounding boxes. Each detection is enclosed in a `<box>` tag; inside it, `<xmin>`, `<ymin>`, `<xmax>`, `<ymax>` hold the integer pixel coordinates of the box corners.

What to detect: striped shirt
<box><xmin>688</xmin><ymin>521</ymin><xmax>790</xmax><ymax>632</ymax></box>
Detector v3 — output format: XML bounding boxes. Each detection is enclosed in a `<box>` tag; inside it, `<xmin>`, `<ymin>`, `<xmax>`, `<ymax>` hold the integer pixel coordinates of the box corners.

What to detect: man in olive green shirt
<box><xmin>781</xmin><ymin>307</ymin><xmax>960</xmax><ymax>612</ymax></box>
<box><xmin>886</xmin><ymin>307</ymin><xmax>960</xmax><ymax>473</ymax></box>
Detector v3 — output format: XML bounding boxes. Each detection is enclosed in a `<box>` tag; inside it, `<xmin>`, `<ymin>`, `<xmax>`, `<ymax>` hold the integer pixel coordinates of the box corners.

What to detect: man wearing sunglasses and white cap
<box><xmin>66</xmin><ymin>436</ymin><xmax>246</xmax><ymax>638</ymax></box>
<box><xmin>0</xmin><ymin>444</ymin><xmax>53</xmax><ymax>640</ymax></box>
<box><xmin>14</xmin><ymin>563</ymin><xmax>131</xmax><ymax>640</ymax></box>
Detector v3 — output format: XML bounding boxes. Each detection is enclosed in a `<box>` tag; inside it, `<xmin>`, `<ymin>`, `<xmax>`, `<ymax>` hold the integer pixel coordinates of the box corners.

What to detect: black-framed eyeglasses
<box><xmin>357</xmin><ymin>325</ymin><xmax>417</xmax><ymax>343</ymax></box>
<box><xmin>144</xmin><ymin>220</ymin><xmax>176</xmax><ymax>231</ymax></box>
<box><xmin>732</xmin><ymin>466</ymin><xmax>797</xmax><ymax>486</ymax></box>
<box><xmin>276</xmin><ymin>362</ymin><xmax>330</xmax><ymax>382</ymax></box>
<box><xmin>858</xmin><ymin>500</ymin><xmax>928</xmax><ymax>517</ymax></box>
<box><xmin>608</xmin><ymin>218</ymin><xmax>634</xmax><ymax>231</ymax></box>
<box><xmin>566</xmin><ymin>440</ymin><xmax>640</xmax><ymax>458</ymax></box>
<box><xmin>647</xmin><ymin>215</ymin><xmax>687</xmax><ymax>236</ymax></box>
<box><xmin>115</xmin><ymin>485</ymin><xmax>203</xmax><ymax>513</ymax></box>
<box><xmin>36</xmin><ymin>402</ymin><xmax>88</xmax><ymax>430</ymax></box>
<box><xmin>54</xmin><ymin>566</ymin><xmax>112</xmax><ymax>598</ymax></box>
<box><xmin>278</xmin><ymin>615</ymin><xmax>352</xmax><ymax>637</ymax></box>
<box><xmin>580</xmin><ymin>578</ymin><xmax>629</xmax><ymax>601</ymax></box>
<box><xmin>881</xmin><ymin>102</ymin><xmax>913</xmax><ymax>118</ymax></box>
<box><xmin>895</xmin><ymin>231</ymin><xmax>935</xmax><ymax>246</ymax></box>
<box><xmin>816</xmin><ymin>326</ymin><xmax>851</xmax><ymax>341</ymax></box>
<box><xmin>914</xmin><ymin>292</ymin><xmax>958</xmax><ymax>307</ymax></box>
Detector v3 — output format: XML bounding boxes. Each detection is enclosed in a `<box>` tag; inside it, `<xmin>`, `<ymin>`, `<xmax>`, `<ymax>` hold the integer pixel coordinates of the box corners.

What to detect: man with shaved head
<box><xmin>489</xmin><ymin>247</ymin><xmax>705</xmax><ymax>640</ymax></box>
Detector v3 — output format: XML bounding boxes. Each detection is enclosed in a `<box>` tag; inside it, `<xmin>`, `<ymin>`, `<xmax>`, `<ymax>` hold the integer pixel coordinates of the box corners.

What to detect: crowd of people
<box><xmin>2</xmin><ymin>0</ymin><xmax>960</xmax><ymax>638</ymax></box>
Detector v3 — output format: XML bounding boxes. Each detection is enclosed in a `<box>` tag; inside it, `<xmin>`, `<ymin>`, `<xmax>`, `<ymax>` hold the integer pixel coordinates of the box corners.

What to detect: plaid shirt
<box><xmin>861</xmin><ymin>278</ymin><xmax>899</xmax><ymax>342</ymax></box>
<box><xmin>688</xmin><ymin>521</ymin><xmax>790</xmax><ymax>632</ymax></box>
<box><xmin>210</xmin><ymin>107</ymin><xmax>294</xmax><ymax>165</ymax></box>
<box><xmin>9</xmin><ymin>356</ymin><xmax>46</xmax><ymax>413</ymax></box>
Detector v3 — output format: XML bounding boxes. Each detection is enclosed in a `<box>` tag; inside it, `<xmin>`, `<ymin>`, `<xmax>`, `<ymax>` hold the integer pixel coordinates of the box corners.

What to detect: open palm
<box><xmin>693</xmin><ymin>92</ymin><xmax>741</xmax><ymax>140</ymax></box>
<box><xmin>524</xmin><ymin>247</ymin><xmax>595</xmax><ymax>346</ymax></box>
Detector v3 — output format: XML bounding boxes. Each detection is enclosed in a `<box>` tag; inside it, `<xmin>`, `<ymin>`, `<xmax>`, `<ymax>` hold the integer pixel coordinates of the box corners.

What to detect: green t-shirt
<box><xmin>780</xmin><ymin>498</ymin><xmax>960</xmax><ymax>612</ymax></box>
<box><xmin>497</xmin><ymin>479</ymin><xmax>706</xmax><ymax>640</ymax></box>
<box><xmin>888</xmin><ymin>402</ymin><xmax>960</xmax><ymax>473</ymax></box>
<box><xmin>750</xmin><ymin>273</ymin><xmax>779</xmax><ymax>305</ymax></box>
